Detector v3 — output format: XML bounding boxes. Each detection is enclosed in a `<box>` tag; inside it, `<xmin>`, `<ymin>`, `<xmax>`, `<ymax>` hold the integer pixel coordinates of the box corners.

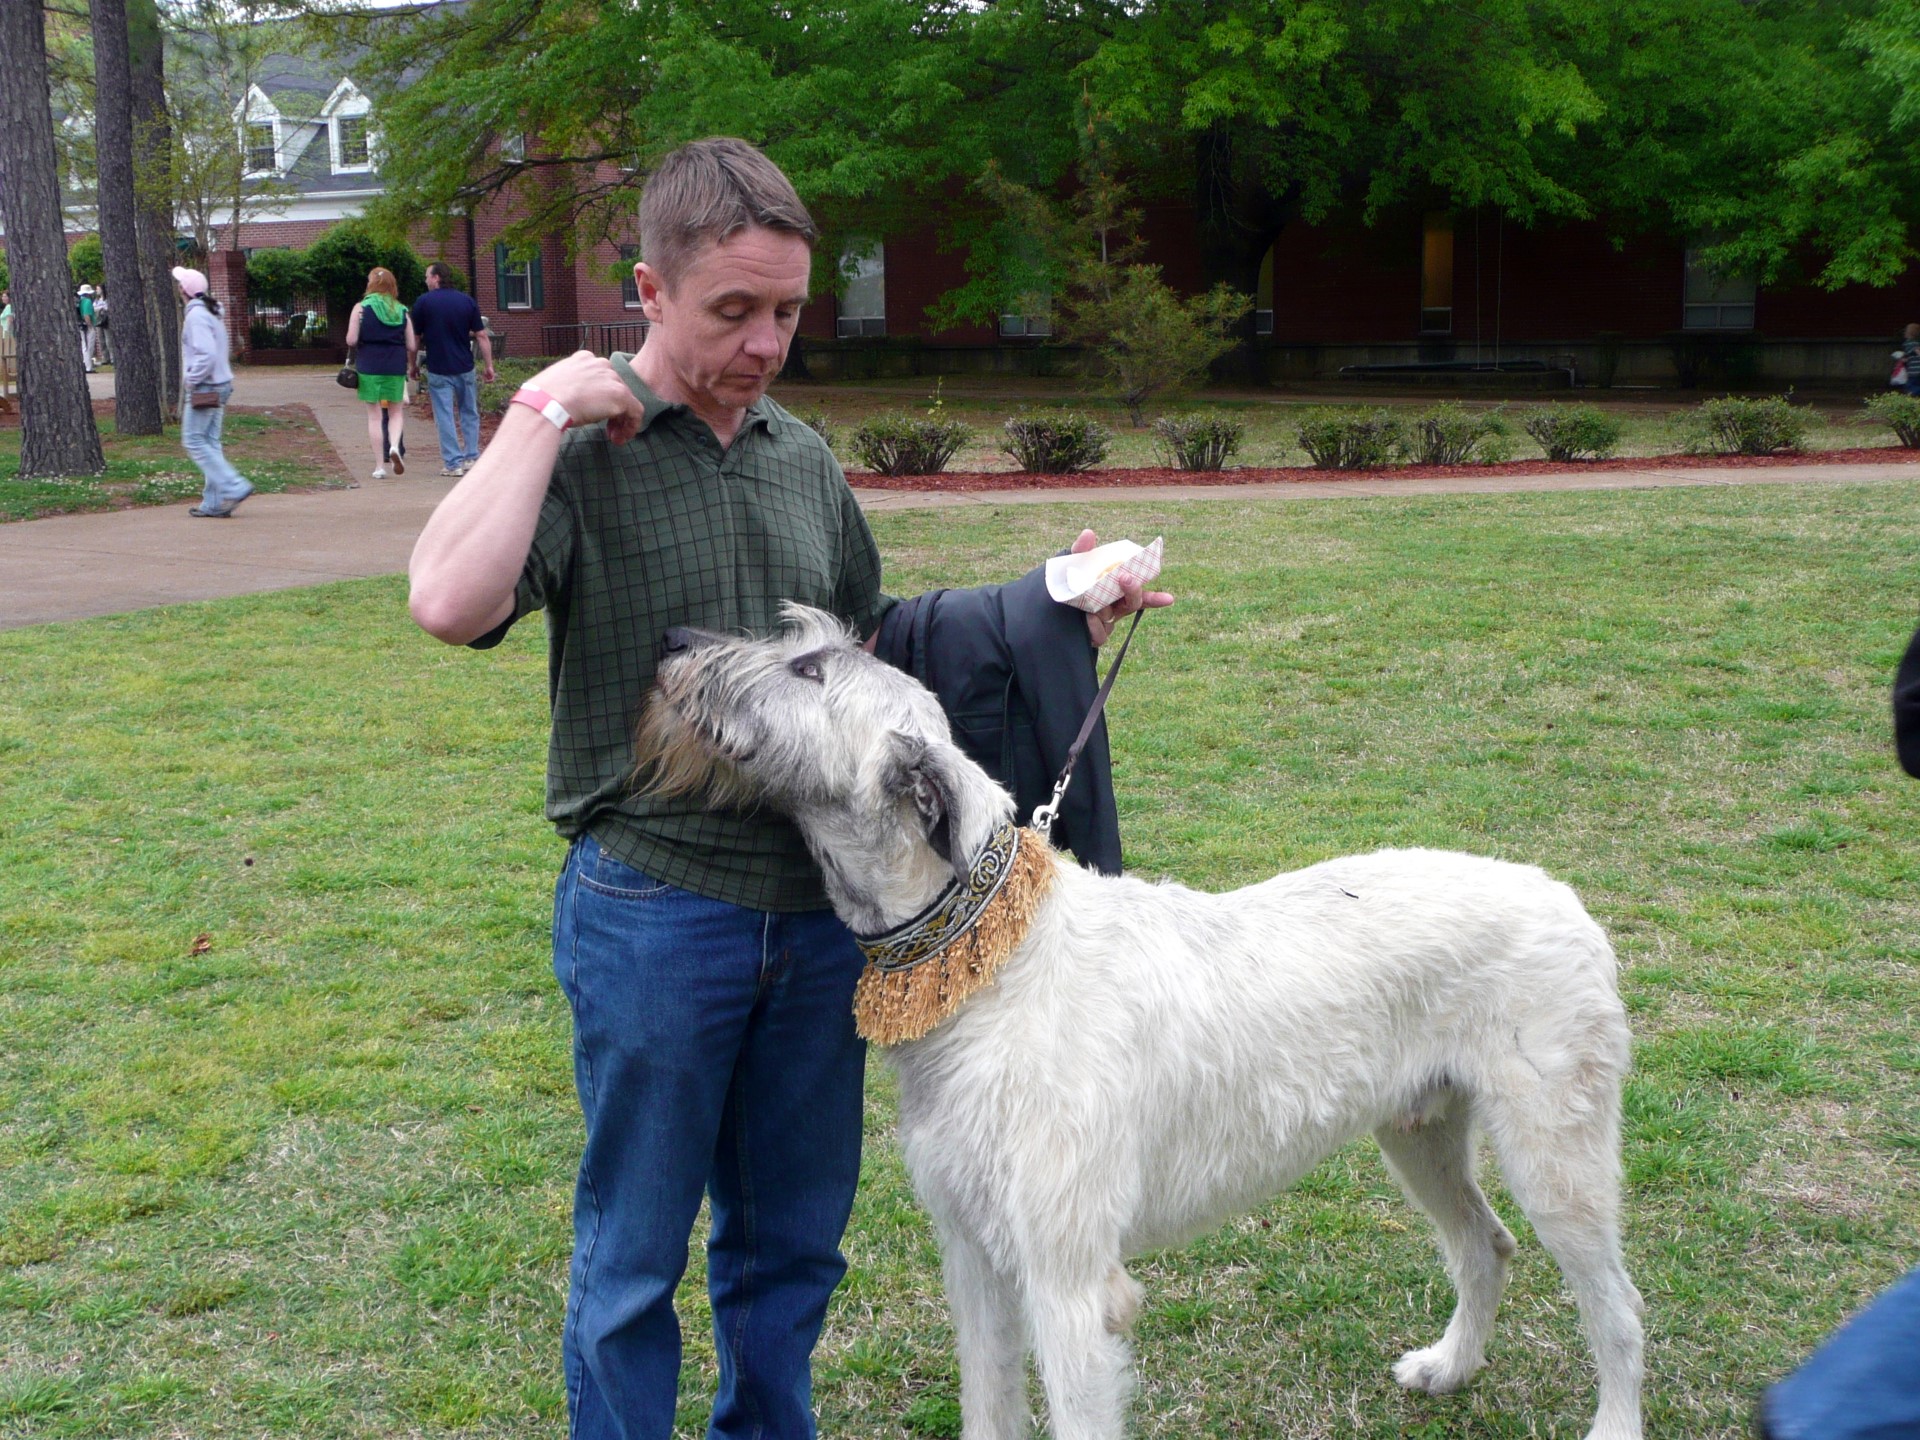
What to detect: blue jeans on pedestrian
<box><xmin>181</xmin><ymin>383</ymin><xmax>252</xmax><ymax>512</ymax></box>
<box><xmin>552</xmin><ymin>834</ymin><xmax>869</xmax><ymax>1440</ymax></box>
<box><xmin>427</xmin><ymin>369</ymin><xmax>481</xmax><ymax>469</ymax></box>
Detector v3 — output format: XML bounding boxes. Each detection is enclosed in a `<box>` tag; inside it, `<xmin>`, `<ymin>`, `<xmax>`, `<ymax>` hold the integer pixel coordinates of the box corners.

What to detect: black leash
<box><xmin>1029</xmin><ymin>607</ymin><xmax>1145</xmax><ymax>839</ymax></box>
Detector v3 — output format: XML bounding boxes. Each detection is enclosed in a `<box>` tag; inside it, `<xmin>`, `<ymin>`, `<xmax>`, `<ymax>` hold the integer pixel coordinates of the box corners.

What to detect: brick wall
<box><xmin>207</xmin><ymin>249</ymin><xmax>250</xmax><ymax>361</ymax></box>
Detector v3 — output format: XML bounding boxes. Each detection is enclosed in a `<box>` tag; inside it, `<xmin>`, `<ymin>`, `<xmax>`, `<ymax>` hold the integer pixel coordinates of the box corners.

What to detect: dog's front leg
<box><xmin>939</xmin><ymin>1225</ymin><xmax>1032</xmax><ymax>1439</ymax></box>
<box><xmin>1026</xmin><ymin>1260</ymin><xmax>1134</xmax><ymax>1440</ymax></box>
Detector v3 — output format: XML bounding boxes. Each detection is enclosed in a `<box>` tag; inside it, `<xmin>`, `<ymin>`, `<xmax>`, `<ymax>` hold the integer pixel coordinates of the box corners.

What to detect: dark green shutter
<box><xmin>529</xmin><ymin>252</ymin><xmax>544</xmax><ymax>311</ymax></box>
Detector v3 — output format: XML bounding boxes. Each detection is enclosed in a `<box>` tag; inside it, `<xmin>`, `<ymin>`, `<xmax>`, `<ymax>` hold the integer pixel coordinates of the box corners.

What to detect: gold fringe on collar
<box><xmin>851</xmin><ymin>825</ymin><xmax>1056</xmax><ymax>1045</ymax></box>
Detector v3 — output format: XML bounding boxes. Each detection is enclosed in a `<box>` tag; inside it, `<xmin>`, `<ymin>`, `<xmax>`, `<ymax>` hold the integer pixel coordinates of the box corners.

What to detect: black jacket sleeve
<box><xmin>875</xmin><ymin>564</ymin><xmax>1123</xmax><ymax>874</ymax></box>
<box><xmin>1894</xmin><ymin>621</ymin><xmax>1920</xmax><ymax>778</ymax></box>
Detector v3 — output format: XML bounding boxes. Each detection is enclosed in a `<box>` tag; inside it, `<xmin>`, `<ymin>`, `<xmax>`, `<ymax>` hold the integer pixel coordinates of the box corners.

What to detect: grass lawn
<box><xmin>0</xmin><ymin>407</ymin><xmax>346</xmax><ymax>523</ymax></box>
<box><xmin>3</xmin><ymin>482</ymin><xmax>1918</xmax><ymax>1437</ymax></box>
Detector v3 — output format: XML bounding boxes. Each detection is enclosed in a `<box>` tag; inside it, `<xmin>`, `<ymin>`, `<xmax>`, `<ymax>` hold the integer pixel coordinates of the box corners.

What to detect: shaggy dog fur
<box><xmin>636</xmin><ymin>606</ymin><xmax>1644</xmax><ymax>1440</ymax></box>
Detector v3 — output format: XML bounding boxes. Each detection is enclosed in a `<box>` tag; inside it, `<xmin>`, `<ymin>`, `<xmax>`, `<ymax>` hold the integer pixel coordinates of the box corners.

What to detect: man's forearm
<box><xmin>408</xmin><ymin>406</ymin><xmax>565</xmax><ymax>644</ymax></box>
<box><xmin>475</xmin><ymin>332</ymin><xmax>494</xmax><ymax>369</ymax></box>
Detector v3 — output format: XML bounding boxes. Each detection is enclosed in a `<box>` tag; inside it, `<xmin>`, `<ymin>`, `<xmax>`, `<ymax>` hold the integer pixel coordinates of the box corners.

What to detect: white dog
<box><xmin>637</xmin><ymin>606</ymin><xmax>1644</xmax><ymax>1440</ymax></box>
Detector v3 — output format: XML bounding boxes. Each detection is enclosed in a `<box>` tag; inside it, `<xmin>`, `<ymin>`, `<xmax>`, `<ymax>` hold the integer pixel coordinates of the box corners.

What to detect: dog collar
<box><xmin>851</xmin><ymin>823</ymin><xmax>1056</xmax><ymax>1046</ymax></box>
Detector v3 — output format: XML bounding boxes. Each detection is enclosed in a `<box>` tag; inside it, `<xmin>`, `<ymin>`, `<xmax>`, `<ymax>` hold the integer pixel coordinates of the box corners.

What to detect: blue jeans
<box><xmin>180</xmin><ymin>384</ymin><xmax>251</xmax><ymax>511</ymax></box>
<box><xmin>427</xmin><ymin>369</ymin><xmax>480</xmax><ymax>469</ymax></box>
<box><xmin>553</xmin><ymin>835</ymin><xmax>868</xmax><ymax>1440</ymax></box>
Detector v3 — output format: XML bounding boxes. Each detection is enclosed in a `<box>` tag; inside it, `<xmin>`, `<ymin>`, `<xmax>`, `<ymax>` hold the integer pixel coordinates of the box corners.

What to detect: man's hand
<box><xmin>1071</xmin><ymin>528</ymin><xmax>1174</xmax><ymax>646</ymax></box>
<box><xmin>530</xmin><ymin>350</ymin><xmax>647</xmax><ymax>444</ymax></box>
<box><xmin>482</xmin><ymin>363</ymin><xmax>497</xmax><ymax>384</ymax></box>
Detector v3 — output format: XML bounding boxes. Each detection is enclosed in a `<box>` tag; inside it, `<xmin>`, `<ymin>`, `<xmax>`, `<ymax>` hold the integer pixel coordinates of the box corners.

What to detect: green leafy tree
<box><xmin>68</xmin><ymin>234</ymin><xmax>105</xmax><ymax>289</ymax></box>
<box><xmin>978</xmin><ymin>124</ymin><xmax>1249</xmax><ymax>423</ymax></box>
<box><xmin>246</xmin><ymin>247</ymin><xmax>312</xmax><ymax>306</ymax></box>
<box><xmin>303</xmin><ymin>220</ymin><xmax>426</xmax><ymax>336</ymax></box>
<box><xmin>1543</xmin><ymin>0</ymin><xmax>1913</xmax><ymax>292</ymax></box>
<box><xmin>342</xmin><ymin>0</ymin><xmax>1920</xmax><ymax>328</ymax></box>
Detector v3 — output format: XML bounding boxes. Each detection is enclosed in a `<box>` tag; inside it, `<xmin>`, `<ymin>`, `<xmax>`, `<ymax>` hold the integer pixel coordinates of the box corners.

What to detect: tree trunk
<box><xmin>90</xmin><ymin>0</ymin><xmax>165</xmax><ymax>434</ymax></box>
<box><xmin>1192</xmin><ymin>124</ymin><xmax>1289</xmax><ymax>384</ymax></box>
<box><xmin>0</xmin><ymin>0</ymin><xmax>105</xmax><ymax>477</ymax></box>
<box><xmin>129</xmin><ymin>0</ymin><xmax>180</xmax><ymax>418</ymax></box>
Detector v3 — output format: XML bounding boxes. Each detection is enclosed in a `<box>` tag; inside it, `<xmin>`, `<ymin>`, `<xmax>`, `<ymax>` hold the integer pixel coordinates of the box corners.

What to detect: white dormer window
<box><xmin>334</xmin><ymin>114</ymin><xmax>370</xmax><ymax>170</ymax></box>
<box><xmin>237</xmin><ymin>85</ymin><xmax>281</xmax><ymax>176</ymax></box>
<box><xmin>246</xmin><ymin>120</ymin><xmax>278</xmax><ymax>174</ymax></box>
<box><xmin>321</xmin><ymin>79</ymin><xmax>375</xmax><ymax>175</ymax></box>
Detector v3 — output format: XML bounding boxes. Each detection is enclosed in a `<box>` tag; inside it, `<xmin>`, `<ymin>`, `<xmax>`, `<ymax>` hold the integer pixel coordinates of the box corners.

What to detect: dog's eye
<box><xmin>791</xmin><ymin>658</ymin><xmax>824</xmax><ymax>683</ymax></box>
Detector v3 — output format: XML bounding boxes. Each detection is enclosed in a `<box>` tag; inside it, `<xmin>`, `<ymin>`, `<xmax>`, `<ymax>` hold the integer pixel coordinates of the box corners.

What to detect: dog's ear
<box><xmin>885</xmin><ymin>732</ymin><xmax>962</xmax><ymax>871</ymax></box>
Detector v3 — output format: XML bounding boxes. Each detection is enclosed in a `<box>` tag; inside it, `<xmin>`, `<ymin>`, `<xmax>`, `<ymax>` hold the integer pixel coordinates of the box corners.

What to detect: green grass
<box><xmin>0</xmin><ymin>409</ymin><xmax>346</xmax><ymax>522</ymax></box>
<box><xmin>3</xmin><ymin>482</ymin><xmax>1918</xmax><ymax>1437</ymax></box>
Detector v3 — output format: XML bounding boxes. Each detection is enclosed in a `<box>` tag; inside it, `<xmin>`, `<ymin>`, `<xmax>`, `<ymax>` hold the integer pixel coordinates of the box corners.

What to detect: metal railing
<box><xmin>541</xmin><ymin>322</ymin><xmax>595</xmax><ymax>355</ymax></box>
<box><xmin>534</xmin><ymin>319</ymin><xmax>650</xmax><ymax>359</ymax></box>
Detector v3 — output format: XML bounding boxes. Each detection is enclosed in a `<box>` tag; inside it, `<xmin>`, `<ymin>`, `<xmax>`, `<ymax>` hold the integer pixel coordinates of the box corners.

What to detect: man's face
<box><xmin>636</xmin><ymin>226</ymin><xmax>810</xmax><ymax>420</ymax></box>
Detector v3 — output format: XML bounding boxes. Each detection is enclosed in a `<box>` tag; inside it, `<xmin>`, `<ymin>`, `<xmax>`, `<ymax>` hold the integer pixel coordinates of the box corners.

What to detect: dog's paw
<box><xmin>1392</xmin><ymin>1343</ymin><xmax>1481</xmax><ymax>1396</ymax></box>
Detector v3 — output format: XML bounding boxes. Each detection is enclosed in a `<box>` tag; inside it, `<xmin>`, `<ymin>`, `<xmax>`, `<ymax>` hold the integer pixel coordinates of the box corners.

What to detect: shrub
<box><xmin>1519</xmin><ymin>404</ymin><xmax>1623</xmax><ymax>462</ymax></box>
<box><xmin>1152</xmin><ymin>412</ymin><xmax>1244</xmax><ymax>471</ymax></box>
<box><xmin>1863</xmin><ymin>391</ymin><xmax>1920</xmax><ymax>448</ymax></box>
<box><xmin>849</xmin><ymin>414</ymin><xmax>972</xmax><ymax>476</ymax></box>
<box><xmin>1295</xmin><ymin>409</ymin><xmax>1404</xmax><ymax>469</ymax></box>
<box><xmin>789</xmin><ymin>406</ymin><xmax>836</xmax><ymax>450</ymax></box>
<box><xmin>247</xmin><ymin>248</ymin><xmax>312</xmax><ymax>307</ymax></box>
<box><xmin>1402</xmin><ymin>403</ymin><xmax>1511</xmax><ymax>466</ymax></box>
<box><xmin>1002</xmin><ymin>412</ymin><xmax>1112</xmax><ymax>473</ymax></box>
<box><xmin>1677</xmin><ymin>395</ymin><xmax>1812</xmax><ymax>456</ymax></box>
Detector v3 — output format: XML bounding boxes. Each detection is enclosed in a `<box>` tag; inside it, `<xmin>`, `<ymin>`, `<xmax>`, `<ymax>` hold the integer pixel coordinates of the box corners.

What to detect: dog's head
<box><xmin>635</xmin><ymin>605</ymin><xmax>1015</xmax><ymax>921</ymax></box>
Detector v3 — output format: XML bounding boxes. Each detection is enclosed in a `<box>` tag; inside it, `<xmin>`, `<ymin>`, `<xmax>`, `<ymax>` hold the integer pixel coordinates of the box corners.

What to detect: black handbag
<box><xmin>335</xmin><ymin>346</ymin><xmax>359</xmax><ymax>389</ymax></box>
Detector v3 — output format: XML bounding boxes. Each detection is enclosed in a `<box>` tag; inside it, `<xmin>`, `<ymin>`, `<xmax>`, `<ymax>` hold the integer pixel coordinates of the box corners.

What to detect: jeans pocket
<box><xmin>577</xmin><ymin>841</ymin><xmax>676</xmax><ymax>901</ymax></box>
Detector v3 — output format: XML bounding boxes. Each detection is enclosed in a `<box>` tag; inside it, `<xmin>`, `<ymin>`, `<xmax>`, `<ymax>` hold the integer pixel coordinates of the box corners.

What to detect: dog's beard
<box><xmin>631</xmin><ymin>694</ymin><xmax>758</xmax><ymax>807</ymax></box>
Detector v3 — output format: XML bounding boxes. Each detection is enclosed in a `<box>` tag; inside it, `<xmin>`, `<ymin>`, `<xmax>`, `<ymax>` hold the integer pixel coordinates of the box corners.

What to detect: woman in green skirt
<box><xmin>344</xmin><ymin>267</ymin><xmax>417</xmax><ymax>480</ymax></box>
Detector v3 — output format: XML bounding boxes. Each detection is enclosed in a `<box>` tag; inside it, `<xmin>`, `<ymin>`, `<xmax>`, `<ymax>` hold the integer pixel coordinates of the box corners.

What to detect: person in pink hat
<box><xmin>173</xmin><ymin>265</ymin><xmax>253</xmax><ymax>517</ymax></box>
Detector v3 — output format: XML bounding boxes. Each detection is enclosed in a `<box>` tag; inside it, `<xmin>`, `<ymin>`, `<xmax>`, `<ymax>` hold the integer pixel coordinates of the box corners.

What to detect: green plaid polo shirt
<box><xmin>473</xmin><ymin>355</ymin><xmax>893</xmax><ymax>911</ymax></box>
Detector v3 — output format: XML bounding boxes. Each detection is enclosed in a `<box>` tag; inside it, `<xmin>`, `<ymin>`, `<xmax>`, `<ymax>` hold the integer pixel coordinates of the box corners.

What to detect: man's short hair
<box><xmin>427</xmin><ymin>262</ymin><xmax>452</xmax><ymax>284</ymax></box>
<box><xmin>639</xmin><ymin>137</ymin><xmax>817</xmax><ymax>294</ymax></box>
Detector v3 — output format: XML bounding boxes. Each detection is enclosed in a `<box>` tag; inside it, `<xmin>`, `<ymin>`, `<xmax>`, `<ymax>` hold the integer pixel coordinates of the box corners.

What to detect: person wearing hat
<box><xmin>76</xmin><ymin>283</ymin><xmax>97</xmax><ymax>372</ymax></box>
<box><xmin>173</xmin><ymin>265</ymin><xmax>253</xmax><ymax>517</ymax></box>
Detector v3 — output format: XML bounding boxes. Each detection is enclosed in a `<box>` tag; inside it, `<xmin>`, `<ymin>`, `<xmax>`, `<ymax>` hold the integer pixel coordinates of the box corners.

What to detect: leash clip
<box><xmin>1029</xmin><ymin>772</ymin><xmax>1072</xmax><ymax>839</ymax></box>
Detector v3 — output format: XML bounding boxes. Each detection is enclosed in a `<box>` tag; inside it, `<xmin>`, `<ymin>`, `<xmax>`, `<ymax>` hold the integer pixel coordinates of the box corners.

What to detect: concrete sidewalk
<box><xmin>2</xmin><ymin>366</ymin><xmax>1915</xmax><ymax>631</ymax></box>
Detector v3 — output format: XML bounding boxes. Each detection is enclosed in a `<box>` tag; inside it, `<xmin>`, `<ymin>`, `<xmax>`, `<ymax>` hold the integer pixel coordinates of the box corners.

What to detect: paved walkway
<box><xmin>2</xmin><ymin>366</ymin><xmax>1915</xmax><ymax>631</ymax></box>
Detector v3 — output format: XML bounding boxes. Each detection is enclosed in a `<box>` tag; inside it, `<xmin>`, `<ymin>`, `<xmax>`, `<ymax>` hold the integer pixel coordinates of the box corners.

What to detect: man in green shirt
<box><xmin>409</xmin><ymin>138</ymin><xmax>1161</xmax><ymax>1440</ymax></box>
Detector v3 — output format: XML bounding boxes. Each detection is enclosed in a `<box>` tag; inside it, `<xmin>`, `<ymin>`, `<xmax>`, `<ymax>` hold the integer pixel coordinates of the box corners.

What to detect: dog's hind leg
<box><xmin>1480</xmin><ymin>1051</ymin><xmax>1645</xmax><ymax>1440</ymax></box>
<box><xmin>938</xmin><ymin>1227</ymin><xmax>1032</xmax><ymax>1440</ymax></box>
<box><xmin>1374</xmin><ymin>1098</ymin><xmax>1516</xmax><ymax>1396</ymax></box>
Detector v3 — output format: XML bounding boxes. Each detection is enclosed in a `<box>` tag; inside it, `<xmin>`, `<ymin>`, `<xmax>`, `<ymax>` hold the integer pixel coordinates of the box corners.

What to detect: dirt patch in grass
<box><xmin>848</xmin><ymin>444</ymin><xmax>1920</xmax><ymax>490</ymax></box>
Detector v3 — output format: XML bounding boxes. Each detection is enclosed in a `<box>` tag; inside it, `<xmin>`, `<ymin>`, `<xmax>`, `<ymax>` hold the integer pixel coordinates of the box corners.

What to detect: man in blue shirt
<box><xmin>408</xmin><ymin>263</ymin><xmax>495</xmax><ymax>476</ymax></box>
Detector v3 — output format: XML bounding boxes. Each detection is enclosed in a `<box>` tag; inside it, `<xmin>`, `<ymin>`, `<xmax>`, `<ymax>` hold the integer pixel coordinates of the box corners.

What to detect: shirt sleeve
<box><xmin>466</xmin><ymin>443</ymin><xmax>581</xmax><ymax>650</ymax></box>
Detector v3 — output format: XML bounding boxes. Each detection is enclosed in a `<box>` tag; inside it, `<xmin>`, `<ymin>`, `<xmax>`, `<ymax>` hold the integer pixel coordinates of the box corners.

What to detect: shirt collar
<box><xmin>608</xmin><ymin>352</ymin><xmax>782</xmax><ymax>440</ymax></box>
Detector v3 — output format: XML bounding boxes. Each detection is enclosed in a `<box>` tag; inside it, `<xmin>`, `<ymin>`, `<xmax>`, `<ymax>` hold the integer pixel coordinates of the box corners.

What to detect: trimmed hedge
<box><xmin>1152</xmin><ymin>413</ymin><xmax>1244</xmax><ymax>471</ymax></box>
<box><xmin>1002</xmin><ymin>412</ymin><xmax>1112</xmax><ymax>473</ymax></box>
<box><xmin>1295</xmin><ymin>409</ymin><xmax>1404</xmax><ymax>469</ymax></box>
<box><xmin>1519</xmin><ymin>404</ymin><xmax>1623</xmax><ymax>462</ymax></box>
<box><xmin>850</xmin><ymin>414</ymin><xmax>972</xmax><ymax>476</ymax></box>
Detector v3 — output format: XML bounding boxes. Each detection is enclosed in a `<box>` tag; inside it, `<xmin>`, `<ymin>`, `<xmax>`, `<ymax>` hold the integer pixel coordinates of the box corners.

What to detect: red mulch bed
<box><xmin>846</xmin><ymin>445</ymin><xmax>1920</xmax><ymax>491</ymax></box>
